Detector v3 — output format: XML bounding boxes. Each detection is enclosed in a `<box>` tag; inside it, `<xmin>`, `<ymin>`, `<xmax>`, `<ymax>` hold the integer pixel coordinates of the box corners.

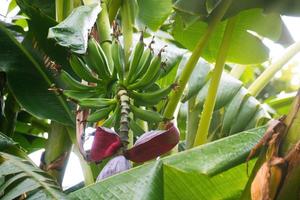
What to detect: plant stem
<box><xmin>97</xmin><ymin>1</ymin><xmax>114</xmax><ymax>71</ymax></box>
<box><xmin>120</xmin><ymin>0</ymin><xmax>134</xmax><ymax>66</ymax></box>
<box><xmin>162</xmin><ymin>0</ymin><xmax>232</xmax><ymax>120</ymax></box>
<box><xmin>43</xmin><ymin>121</ymin><xmax>72</xmax><ymax>185</ymax></box>
<box><xmin>118</xmin><ymin>89</ymin><xmax>130</xmax><ymax>147</ymax></box>
<box><xmin>193</xmin><ymin>17</ymin><xmax>236</xmax><ymax>147</ymax></box>
<box><xmin>248</xmin><ymin>40</ymin><xmax>300</xmax><ymax>97</ymax></box>
<box><xmin>185</xmin><ymin>97</ymin><xmax>200</xmax><ymax>149</ymax></box>
<box><xmin>55</xmin><ymin>0</ymin><xmax>64</xmax><ymax>22</ymax></box>
<box><xmin>55</xmin><ymin>0</ymin><xmax>73</xmax><ymax>22</ymax></box>
<box><xmin>63</xmin><ymin>0</ymin><xmax>74</xmax><ymax>19</ymax></box>
<box><xmin>66</xmin><ymin>127</ymin><xmax>94</xmax><ymax>185</ymax></box>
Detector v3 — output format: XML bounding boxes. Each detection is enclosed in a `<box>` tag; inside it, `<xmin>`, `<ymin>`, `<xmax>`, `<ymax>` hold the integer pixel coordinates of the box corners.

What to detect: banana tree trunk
<box><xmin>41</xmin><ymin>121</ymin><xmax>72</xmax><ymax>185</ymax></box>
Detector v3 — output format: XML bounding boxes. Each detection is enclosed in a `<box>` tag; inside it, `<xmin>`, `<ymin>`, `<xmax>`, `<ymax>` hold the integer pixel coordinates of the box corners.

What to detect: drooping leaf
<box><xmin>194</xmin><ymin>73</ymin><xmax>243</xmax><ymax>110</ymax></box>
<box><xmin>0</xmin><ymin>23</ymin><xmax>74</xmax><ymax>125</ymax></box>
<box><xmin>72</xmin><ymin>160</ymin><xmax>163</xmax><ymax>199</ymax></box>
<box><xmin>0</xmin><ymin>132</ymin><xmax>26</xmax><ymax>157</ymax></box>
<box><xmin>70</xmin><ymin>126</ymin><xmax>266</xmax><ymax>199</ymax></box>
<box><xmin>17</xmin><ymin>0</ymin><xmax>56</xmax><ymax>19</ymax></box>
<box><xmin>173</xmin><ymin>0</ymin><xmax>300</xmax><ymax>20</ymax></box>
<box><xmin>222</xmin><ymin>87</ymin><xmax>249</xmax><ymax>135</ymax></box>
<box><xmin>13</xmin><ymin>133</ymin><xmax>46</xmax><ymax>153</ymax></box>
<box><xmin>179</xmin><ymin>55</ymin><xmax>212</xmax><ymax>102</ymax></box>
<box><xmin>16</xmin><ymin>0</ymin><xmax>70</xmax><ymax>68</ymax></box>
<box><xmin>0</xmin><ymin>152</ymin><xmax>68</xmax><ymax>200</ymax></box>
<box><xmin>136</xmin><ymin>0</ymin><xmax>173</xmax><ymax>31</ymax></box>
<box><xmin>229</xmin><ymin>96</ymin><xmax>260</xmax><ymax>134</ymax></box>
<box><xmin>172</xmin><ymin>9</ymin><xmax>282</xmax><ymax>64</ymax></box>
<box><xmin>48</xmin><ymin>4</ymin><xmax>101</xmax><ymax>54</ymax></box>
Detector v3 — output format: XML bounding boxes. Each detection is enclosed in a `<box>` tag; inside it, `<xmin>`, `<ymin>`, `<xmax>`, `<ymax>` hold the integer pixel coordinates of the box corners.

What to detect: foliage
<box><xmin>0</xmin><ymin>152</ymin><xmax>67</xmax><ymax>200</ymax></box>
<box><xmin>0</xmin><ymin>0</ymin><xmax>300</xmax><ymax>199</ymax></box>
<box><xmin>70</xmin><ymin>126</ymin><xmax>266</xmax><ymax>200</ymax></box>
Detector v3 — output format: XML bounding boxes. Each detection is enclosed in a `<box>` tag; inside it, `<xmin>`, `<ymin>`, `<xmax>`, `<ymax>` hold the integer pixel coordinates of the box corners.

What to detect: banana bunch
<box><xmin>58</xmin><ymin>31</ymin><xmax>175</xmax><ymax>136</ymax></box>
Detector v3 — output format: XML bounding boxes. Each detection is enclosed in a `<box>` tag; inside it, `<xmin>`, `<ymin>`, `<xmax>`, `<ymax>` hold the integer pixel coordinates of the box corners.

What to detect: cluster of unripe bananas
<box><xmin>60</xmin><ymin>32</ymin><xmax>175</xmax><ymax>128</ymax></box>
<box><xmin>51</xmin><ymin>23</ymin><xmax>180</xmax><ymax>179</ymax></box>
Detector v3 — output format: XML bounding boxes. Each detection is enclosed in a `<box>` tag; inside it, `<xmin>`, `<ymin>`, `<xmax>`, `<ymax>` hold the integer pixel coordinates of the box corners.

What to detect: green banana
<box><xmin>129</xmin><ymin>119</ymin><xmax>144</xmax><ymax>137</ymax></box>
<box><xmin>129</xmin><ymin>83</ymin><xmax>175</xmax><ymax>106</ymax></box>
<box><xmin>130</xmin><ymin>46</ymin><xmax>153</xmax><ymax>83</ymax></box>
<box><xmin>86</xmin><ymin>38</ymin><xmax>111</xmax><ymax>79</ymax></box>
<box><xmin>127</xmin><ymin>51</ymin><xmax>162</xmax><ymax>90</ymax></box>
<box><xmin>111</xmin><ymin>39</ymin><xmax>125</xmax><ymax>82</ymax></box>
<box><xmin>130</xmin><ymin>104</ymin><xmax>164</xmax><ymax>123</ymax></box>
<box><xmin>60</xmin><ymin>70</ymin><xmax>97</xmax><ymax>91</ymax></box>
<box><xmin>63</xmin><ymin>90</ymin><xmax>99</xmax><ymax>100</ymax></box>
<box><xmin>87</xmin><ymin>104</ymin><xmax>115</xmax><ymax>122</ymax></box>
<box><xmin>125</xmin><ymin>34</ymin><xmax>144</xmax><ymax>85</ymax></box>
<box><xmin>69</xmin><ymin>55</ymin><xmax>101</xmax><ymax>83</ymax></box>
<box><xmin>78</xmin><ymin>98</ymin><xmax>117</xmax><ymax>108</ymax></box>
<box><xmin>143</xmin><ymin>67</ymin><xmax>164</xmax><ymax>90</ymax></box>
<box><xmin>102</xmin><ymin>104</ymin><xmax>120</xmax><ymax>127</ymax></box>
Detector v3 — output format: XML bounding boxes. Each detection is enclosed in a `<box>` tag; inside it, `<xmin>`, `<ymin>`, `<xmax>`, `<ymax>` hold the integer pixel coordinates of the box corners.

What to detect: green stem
<box><xmin>63</xmin><ymin>0</ymin><xmax>74</xmax><ymax>19</ymax></box>
<box><xmin>66</xmin><ymin>127</ymin><xmax>94</xmax><ymax>185</ymax></box>
<box><xmin>120</xmin><ymin>0</ymin><xmax>134</xmax><ymax>66</ymax></box>
<box><xmin>193</xmin><ymin>17</ymin><xmax>236</xmax><ymax>147</ymax></box>
<box><xmin>55</xmin><ymin>0</ymin><xmax>74</xmax><ymax>22</ymax></box>
<box><xmin>97</xmin><ymin>1</ymin><xmax>114</xmax><ymax>71</ymax></box>
<box><xmin>162</xmin><ymin>0</ymin><xmax>232</xmax><ymax>120</ymax></box>
<box><xmin>43</xmin><ymin>121</ymin><xmax>72</xmax><ymax>185</ymax></box>
<box><xmin>248</xmin><ymin>40</ymin><xmax>300</xmax><ymax>97</ymax></box>
<box><xmin>55</xmin><ymin>0</ymin><xmax>64</xmax><ymax>22</ymax></box>
<box><xmin>185</xmin><ymin>97</ymin><xmax>199</xmax><ymax>149</ymax></box>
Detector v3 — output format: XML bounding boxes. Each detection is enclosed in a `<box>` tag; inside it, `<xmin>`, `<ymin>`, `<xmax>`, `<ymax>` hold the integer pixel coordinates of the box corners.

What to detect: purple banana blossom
<box><xmin>89</xmin><ymin>127</ymin><xmax>122</xmax><ymax>162</ymax></box>
<box><xmin>89</xmin><ymin>123</ymin><xmax>179</xmax><ymax>163</ymax></box>
<box><xmin>97</xmin><ymin>155</ymin><xmax>131</xmax><ymax>181</ymax></box>
<box><xmin>124</xmin><ymin>123</ymin><xmax>179</xmax><ymax>163</ymax></box>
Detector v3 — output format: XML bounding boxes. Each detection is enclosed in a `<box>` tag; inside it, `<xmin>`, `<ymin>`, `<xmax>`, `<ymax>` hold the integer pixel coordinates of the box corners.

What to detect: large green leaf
<box><xmin>194</xmin><ymin>73</ymin><xmax>243</xmax><ymax>110</ymax></box>
<box><xmin>48</xmin><ymin>4</ymin><xmax>101</xmax><ymax>54</ymax></box>
<box><xmin>179</xmin><ymin>55</ymin><xmax>212</xmax><ymax>102</ymax></box>
<box><xmin>70</xmin><ymin>126</ymin><xmax>266</xmax><ymax>199</ymax></box>
<box><xmin>0</xmin><ymin>23</ymin><xmax>74</xmax><ymax>125</ymax></box>
<box><xmin>0</xmin><ymin>132</ymin><xmax>27</xmax><ymax>157</ymax></box>
<box><xmin>172</xmin><ymin>8</ymin><xmax>282</xmax><ymax>64</ymax></box>
<box><xmin>0</xmin><ymin>152</ymin><xmax>68</xmax><ymax>200</ymax></box>
<box><xmin>23</xmin><ymin>0</ymin><xmax>56</xmax><ymax>19</ymax></box>
<box><xmin>16</xmin><ymin>0</ymin><xmax>70</xmax><ymax>68</ymax></box>
<box><xmin>173</xmin><ymin>0</ymin><xmax>300</xmax><ymax>20</ymax></box>
<box><xmin>136</xmin><ymin>0</ymin><xmax>173</xmax><ymax>31</ymax></box>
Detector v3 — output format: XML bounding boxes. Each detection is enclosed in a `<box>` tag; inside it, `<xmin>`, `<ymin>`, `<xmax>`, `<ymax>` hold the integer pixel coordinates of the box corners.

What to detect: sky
<box><xmin>1</xmin><ymin>0</ymin><xmax>300</xmax><ymax>189</ymax></box>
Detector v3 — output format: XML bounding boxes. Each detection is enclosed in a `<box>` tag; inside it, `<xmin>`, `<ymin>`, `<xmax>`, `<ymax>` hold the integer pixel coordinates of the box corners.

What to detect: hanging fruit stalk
<box><xmin>117</xmin><ymin>89</ymin><xmax>130</xmax><ymax>147</ymax></box>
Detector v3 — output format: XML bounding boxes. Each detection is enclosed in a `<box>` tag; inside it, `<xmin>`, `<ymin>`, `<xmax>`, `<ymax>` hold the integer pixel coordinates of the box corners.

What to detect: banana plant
<box><xmin>1</xmin><ymin>0</ymin><xmax>300</xmax><ymax>199</ymax></box>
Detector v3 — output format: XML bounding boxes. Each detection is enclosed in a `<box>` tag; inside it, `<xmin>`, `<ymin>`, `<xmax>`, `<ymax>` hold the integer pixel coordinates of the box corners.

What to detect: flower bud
<box><xmin>124</xmin><ymin>123</ymin><xmax>179</xmax><ymax>163</ymax></box>
<box><xmin>89</xmin><ymin>127</ymin><xmax>122</xmax><ymax>162</ymax></box>
<box><xmin>96</xmin><ymin>155</ymin><xmax>131</xmax><ymax>181</ymax></box>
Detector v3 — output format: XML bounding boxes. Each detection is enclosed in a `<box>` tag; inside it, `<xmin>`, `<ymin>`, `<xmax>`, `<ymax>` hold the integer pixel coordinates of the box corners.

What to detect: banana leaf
<box><xmin>70</xmin><ymin>126</ymin><xmax>266</xmax><ymax>199</ymax></box>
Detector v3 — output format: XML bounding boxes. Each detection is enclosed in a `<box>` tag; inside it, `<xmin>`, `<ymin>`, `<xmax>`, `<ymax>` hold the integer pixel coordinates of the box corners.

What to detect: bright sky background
<box><xmin>0</xmin><ymin>0</ymin><xmax>300</xmax><ymax>189</ymax></box>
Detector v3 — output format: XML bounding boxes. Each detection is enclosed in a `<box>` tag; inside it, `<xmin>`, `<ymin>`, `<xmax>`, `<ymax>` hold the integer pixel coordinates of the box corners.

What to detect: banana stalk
<box><xmin>193</xmin><ymin>16</ymin><xmax>236</xmax><ymax>146</ymax></box>
<box><xmin>117</xmin><ymin>89</ymin><xmax>130</xmax><ymax>146</ymax></box>
<box><xmin>162</xmin><ymin>0</ymin><xmax>232</xmax><ymax>121</ymax></box>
